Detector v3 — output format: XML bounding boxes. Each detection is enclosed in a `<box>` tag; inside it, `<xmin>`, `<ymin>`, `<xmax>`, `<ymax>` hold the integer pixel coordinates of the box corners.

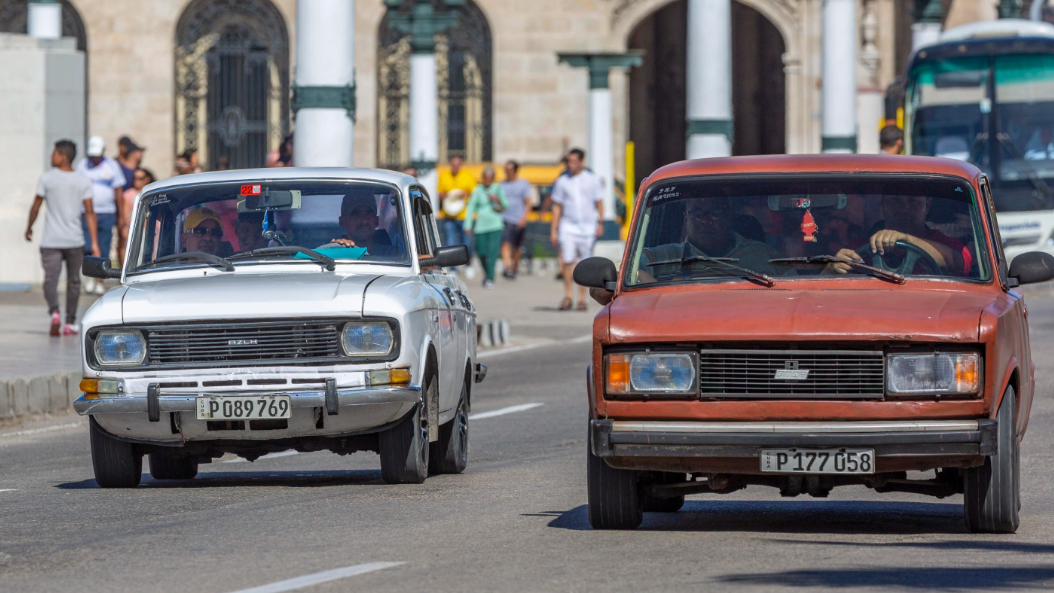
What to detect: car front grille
<box><xmin>699</xmin><ymin>349</ymin><xmax>885</xmax><ymax>399</ymax></box>
<box><xmin>146</xmin><ymin>320</ymin><xmax>341</xmax><ymax>367</ymax></box>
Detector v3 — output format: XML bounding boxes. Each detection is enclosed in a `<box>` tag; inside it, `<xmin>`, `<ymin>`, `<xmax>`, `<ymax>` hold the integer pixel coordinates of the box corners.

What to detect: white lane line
<box><xmin>0</xmin><ymin>422</ymin><xmax>83</xmax><ymax>440</ymax></box>
<box><xmin>469</xmin><ymin>403</ymin><xmax>543</xmax><ymax>420</ymax></box>
<box><xmin>0</xmin><ymin>489</ymin><xmax>16</xmax><ymax>493</ymax></box>
<box><xmin>223</xmin><ymin>450</ymin><xmax>300</xmax><ymax>464</ymax></box>
<box><xmin>477</xmin><ymin>334</ymin><xmax>591</xmax><ymax>359</ymax></box>
<box><xmin>226</xmin><ymin>561</ymin><xmax>404</xmax><ymax>593</ymax></box>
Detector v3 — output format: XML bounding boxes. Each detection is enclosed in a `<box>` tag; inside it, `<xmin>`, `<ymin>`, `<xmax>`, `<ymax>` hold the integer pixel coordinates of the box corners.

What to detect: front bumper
<box><xmin>591</xmin><ymin>419</ymin><xmax>997</xmax><ymax>463</ymax></box>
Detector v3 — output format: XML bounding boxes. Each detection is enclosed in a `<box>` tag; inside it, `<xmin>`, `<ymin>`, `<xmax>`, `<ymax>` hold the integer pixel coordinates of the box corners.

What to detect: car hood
<box><xmin>608</xmin><ymin>284</ymin><xmax>996</xmax><ymax>344</ymax></box>
<box><xmin>121</xmin><ymin>272</ymin><xmax>381</xmax><ymax>323</ymax></box>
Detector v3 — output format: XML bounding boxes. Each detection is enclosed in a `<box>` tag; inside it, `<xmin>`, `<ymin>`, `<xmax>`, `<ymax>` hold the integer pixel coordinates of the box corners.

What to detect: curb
<box><xmin>477</xmin><ymin>319</ymin><xmax>511</xmax><ymax>348</ymax></box>
<box><xmin>0</xmin><ymin>371</ymin><xmax>81</xmax><ymax>421</ymax></box>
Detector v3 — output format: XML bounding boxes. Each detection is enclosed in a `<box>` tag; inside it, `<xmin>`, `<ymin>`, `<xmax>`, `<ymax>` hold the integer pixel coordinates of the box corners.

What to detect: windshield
<box><xmin>906</xmin><ymin>56</ymin><xmax>990</xmax><ymax>171</ymax></box>
<box><xmin>128</xmin><ymin>180</ymin><xmax>409</xmax><ymax>272</ymax></box>
<box><xmin>994</xmin><ymin>54</ymin><xmax>1054</xmax><ymax>196</ymax></box>
<box><xmin>624</xmin><ymin>175</ymin><xmax>991</xmax><ymax>287</ymax></box>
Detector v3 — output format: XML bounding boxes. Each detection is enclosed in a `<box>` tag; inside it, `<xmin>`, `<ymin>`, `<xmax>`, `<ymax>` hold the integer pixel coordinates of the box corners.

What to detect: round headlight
<box><xmin>94</xmin><ymin>331</ymin><xmax>147</xmax><ymax>366</ymax></box>
<box><xmin>342</xmin><ymin>322</ymin><xmax>394</xmax><ymax>357</ymax></box>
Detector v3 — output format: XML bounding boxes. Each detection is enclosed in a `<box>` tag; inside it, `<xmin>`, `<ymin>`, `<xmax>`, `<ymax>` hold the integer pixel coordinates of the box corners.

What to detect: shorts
<box><xmin>502</xmin><ymin>222</ymin><xmax>526</xmax><ymax>248</ymax></box>
<box><xmin>558</xmin><ymin>227</ymin><xmax>595</xmax><ymax>264</ymax></box>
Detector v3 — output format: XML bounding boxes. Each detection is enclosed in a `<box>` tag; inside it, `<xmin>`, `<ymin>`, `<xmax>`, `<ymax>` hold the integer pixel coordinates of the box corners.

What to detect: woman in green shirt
<box><xmin>463</xmin><ymin>167</ymin><xmax>508</xmax><ymax>288</ymax></box>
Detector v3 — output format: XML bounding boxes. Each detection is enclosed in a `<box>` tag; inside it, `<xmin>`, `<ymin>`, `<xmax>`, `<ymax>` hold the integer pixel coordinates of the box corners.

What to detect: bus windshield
<box><xmin>994</xmin><ymin>54</ymin><xmax>1054</xmax><ymax>186</ymax></box>
<box><xmin>906</xmin><ymin>56</ymin><xmax>990</xmax><ymax>171</ymax></box>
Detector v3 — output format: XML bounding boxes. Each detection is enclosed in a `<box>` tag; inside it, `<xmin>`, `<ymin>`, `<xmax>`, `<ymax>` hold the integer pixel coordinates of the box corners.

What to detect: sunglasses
<box><xmin>185</xmin><ymin>227</ymin><xmax>223</xmax><ymax>238</ymax></box>
<box><xmin>134</xmin><ymin>174</ymin><xmax>149</xmax><ymax>181</ymax></box>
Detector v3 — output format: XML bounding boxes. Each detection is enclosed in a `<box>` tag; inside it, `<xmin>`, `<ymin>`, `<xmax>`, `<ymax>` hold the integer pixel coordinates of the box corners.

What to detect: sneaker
<box><xmin>484</xmin><ymin>281</ymin><xmax>495</xmax><ymax>290</ymax></box>
<box><xmin>464</xmin><ymin>267</ymin><xmax>477</xmax><ymax>280</ymax></box>
<box><xmin>93</xmin><ymin>282</ymin><xmax>106</xmax><ymax>295</ymax></box>
<box><xmin>62</xmin><ymin>324</ymin><xmax>79</xmax><ymax>336</ymax></box>
<box><xmin>49</xmin><ymin>312</ymin><xmax>61</xmax><ymax>337</ymax></box>
<box><xmin>83</xmin><ymin>277</ymin><xmax>97</xmax><ymax>294</ymax></box>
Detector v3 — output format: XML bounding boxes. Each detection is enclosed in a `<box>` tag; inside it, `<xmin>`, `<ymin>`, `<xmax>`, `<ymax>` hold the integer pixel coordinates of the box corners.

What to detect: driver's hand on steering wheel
<box><xmin>869</xmin><ymin>230</ymin><xmax>909</xmax><ymax>255</ymax></box>
<box><xmin>829</xmin><ymin>248</ymin><xmax>864</xmax><ymax>274</ymax></box>
<box><xmin>330</xmin><ymin>238</ymin><xmax>357</xmax><ymax>247</ymax></box>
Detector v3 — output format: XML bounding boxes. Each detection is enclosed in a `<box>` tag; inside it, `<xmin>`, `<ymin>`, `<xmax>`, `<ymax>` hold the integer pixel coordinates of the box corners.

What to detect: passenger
<box><xmin>325</xmin><ymin>193</ymin><xmax>398</xmax><ymax>258</ymax></box>
<box><xmin>831</xmin><ymin>195</ymin><xmax>970</xmax><ymax>275</ymax></box>
<box><xmin>639</xmin><ymin>197</ymin><xmax>783</xmax><ymax>282</ymax></box>
<box><xmin>1024</xmin><ymin>126</ymin><xmax>1054</xmax><ymax>161</ymax></box>
<box><xmin>181</xmin><ymin>208</ymin><xmax>224</xmax><ymax>256</ymax></box>
<box><xmin>234</xmin><ymin>212</ymin><xmax>267</xmax><ymax>252</ymax></box>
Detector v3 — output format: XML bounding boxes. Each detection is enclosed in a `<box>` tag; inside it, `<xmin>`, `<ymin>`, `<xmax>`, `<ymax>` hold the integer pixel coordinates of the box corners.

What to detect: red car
<box><xmin>575</xmin><ymin>155</ymin><xmax>1054</xmax><ymax>532</ymax></box>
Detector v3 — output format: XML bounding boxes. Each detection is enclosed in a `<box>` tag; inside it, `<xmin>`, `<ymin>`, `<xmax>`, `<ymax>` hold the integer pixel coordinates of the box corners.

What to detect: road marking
<box><xmin>0</xmin><ymin>421</ymin><xmax>82</xmax><ymax>440</ymax></box>
<box><xmin>469</xmin><ymin>403</ymin><xmax>543</xmax><ymax>420</ymax></box>
<box><xmin>223</xmin><ymin>450</ymin><xmax>300</xmax><ymax>464</ymax></box>
<box><xmin>477</xmin><ymin>334</ymin><xmax>591</xmax><ymax>359</ymax></box>
<box><xmin>0</xmin><ymin>489</ymin><xmax>16</xmax><ymax>493</ymax></box>
<box><xmin>226</xmin><ymin>561</ymin><xmax>404</xmax><ymax>593</ymax></box>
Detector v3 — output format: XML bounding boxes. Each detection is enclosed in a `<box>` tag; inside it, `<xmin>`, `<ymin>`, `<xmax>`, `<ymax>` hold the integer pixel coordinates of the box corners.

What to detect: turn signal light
<box><xmin>369</xmin><ymin>369</ymin><xmax>411</xmax><ymax>387</ymax></box>
<box><xmin>956</xmin><ymin>356</ymin><xmax>980</xmax><ymax>393</ymax></box>
<box><xmin>80</xmin><ymin>379</ymin><xmax>122</xmax><ymax>395</ymax></box>
<box><xmin>606</xmin><ymin>354</ymin><xmax>630</xmax><ymax>394</ymax></box>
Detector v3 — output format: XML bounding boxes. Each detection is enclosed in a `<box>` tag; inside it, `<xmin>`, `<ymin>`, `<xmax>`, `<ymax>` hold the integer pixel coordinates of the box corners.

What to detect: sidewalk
<box><xmin>467</xmin><ymin>268</ymin><xmax>597</xmax><ymax>344</ymax></box>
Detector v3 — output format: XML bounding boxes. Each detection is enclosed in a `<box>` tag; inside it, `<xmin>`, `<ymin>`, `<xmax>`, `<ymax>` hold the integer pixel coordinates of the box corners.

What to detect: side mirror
<box><xmin>573</xmin><ymin>257</ymin><xmax>618</xmax><ymax>290</ymax></box>
<box><xmin>1008</xmin><ymin>252</ymin><xmax>1054</xmax><ymax>287</ymax></box>
<box><xmin>428</xmin><ymin>245</ymin><xmax>470</xmax><ymax>269</ymax></box>
<box><xmin>83</xmin><ymin>256</ymin><xmax>122</xmax><ymax>280</ymax></box>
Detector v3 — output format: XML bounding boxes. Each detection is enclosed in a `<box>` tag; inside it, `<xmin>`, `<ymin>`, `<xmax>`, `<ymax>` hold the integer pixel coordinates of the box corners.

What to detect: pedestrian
<box><xmin>499</xmin><ymin>160</ymin><xmax>533</xmax><ymax>279</ymax></box>
<box><xmin>24</xmin><ymin>139</ymin><xmax>97</xmax><ymax>336</ymax></box>
<box><xmin>118</xmin><ymin>167</ymin><xmax>154</xmax><ymax>265</ymax></box>
<box><xmin>75</xmin><ymin>135</ymin><xmax>126</xmax><ymax>295</ymax></box>
<box><xmin>116</xmin><ymin>136</ymin><xmax>145</xmax><ymax>192</ymax></box>
<box><xmin>437</xmin><ymin>154</ymin><xmax>477</xmax><ymax>276</ymax></box>
<box><xmin>174</xmin><ymin>149</ymin><xmax>202</xmax><ymax>175</ymax></box>
<box><xmin>267</xmin><ymin>133</ymin><xmax>294</xmax><ymax>168</ymax></box>
<box><xmin>403</xmin><ymin>165</ymin><xmax>418</xmax><ymax>178</ymax></box>
<box><xmin>880</xmin><ymin>125</ymin><xmax>904</xmax><ymax>155</ymax></box>
<box><xmin>463</xmin><ymin>166</ymin><xmax>508</xmax><ymax>290</ymax></box>
<box><xmin>549</xmin><ymin>148</ymin><xmax>604</xmax><ymax>311</ymax></box>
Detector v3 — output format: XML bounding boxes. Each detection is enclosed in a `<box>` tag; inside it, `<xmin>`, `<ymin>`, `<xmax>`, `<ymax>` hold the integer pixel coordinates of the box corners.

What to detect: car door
<box><xmin>411</xmin><ymin>188</ymin><xmax>459</xmax><ymax>421</ymax></box>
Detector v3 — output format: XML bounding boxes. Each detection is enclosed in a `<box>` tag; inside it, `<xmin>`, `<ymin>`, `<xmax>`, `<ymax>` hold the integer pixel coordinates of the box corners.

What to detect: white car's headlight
<box><xmin>887</xmin><ymin>353</ymin><xmax>980</xmax><ymax>395</ymax></box>
<box><xmin>93</xmin><ymin>330</ymin><xmax>147</xmax><ymax>366</ymax></box>
<box><xmin>606</xmin><ymin>352</ymin><xmax>697</xmax><ymax>396</ymax></box>
<box><xmin>341</xmin><ymin>322</ymin><xmax>394</xmax><ymax>357</ymax></box>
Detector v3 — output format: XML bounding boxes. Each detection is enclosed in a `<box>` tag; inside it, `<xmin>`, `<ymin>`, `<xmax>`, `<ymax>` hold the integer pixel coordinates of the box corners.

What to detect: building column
<box><xmin>686</xmin><ymin>0</ymin><xmax>733</xmax><ymax>158</ymax></box>
<box><xmin>822</xmin><ymin>0</ymin><xmax>858</xmax><ymax>154</ymax></box>
<box><xmin>858</xmin><ymin>0</ymin><xmax>884</xmax><ymax>154</ymax></box>
<box><xmin>27</xmin><ymin>0</ymin><xmax>61</xmax><ymax>39</ymax></box>
<box><xmin>293</xmin><ymin>0</ymin><xmax>356</xmax><ymax>167</ymax></box>
<box><xmin>912</xmin><ymin>0</ymin><xmax>944</xmax><ymax>51</ymax></box>
<box><xmin>558</xmin><ymin>52</ymin><xmax>643</xmax><ymax>230</ymax></box>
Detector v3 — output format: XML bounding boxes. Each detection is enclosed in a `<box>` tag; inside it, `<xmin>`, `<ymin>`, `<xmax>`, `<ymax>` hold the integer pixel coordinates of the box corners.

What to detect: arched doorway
<box><xmin>628</xmin><ymin>0</ymin><xmax>786</xmax><ymax>179</ymax></box>
<box><xmin>174</xmin><ymin>0</ymin><xmax>289</xmax><ymax>170</ymax></box>
<box><xmin>377</xmin><ymin>0</ymin><xmax>492</xmax><ymax>169</ymax></box>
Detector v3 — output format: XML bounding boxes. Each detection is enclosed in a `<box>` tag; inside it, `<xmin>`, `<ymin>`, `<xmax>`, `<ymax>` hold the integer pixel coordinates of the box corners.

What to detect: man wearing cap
<box><xmin>437</xmin><ymin>155</ymin><xmax>477</xmax><ymax>274</ymax></box>
<box><xmin>181</xmin><ymin>208</ymin><xmax>225</xmax><ymax>256</ymax></box>
<box><xmin>75</xmin><ymin>136</ymin><xmax>127</xmax><ymax>294</ymax></box>
<box><xmin>325</xmin><ymin>192</ymin><xmax>399</xmax><ymax>259</ymax></box>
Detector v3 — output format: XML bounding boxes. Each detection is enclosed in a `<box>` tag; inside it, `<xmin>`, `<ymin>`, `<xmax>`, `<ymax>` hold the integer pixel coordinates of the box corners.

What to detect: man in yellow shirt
<box><xmin>437</xmin><ymin>155</ymin><xmax>478</xmax><ymax>263</ymax></box>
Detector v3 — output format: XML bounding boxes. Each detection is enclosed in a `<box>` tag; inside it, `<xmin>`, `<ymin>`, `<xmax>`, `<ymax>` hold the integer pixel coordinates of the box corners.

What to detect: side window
<box><xmin>981</xmin><ymin>179</ymin><xmax>1008</xmax><ymax>281</ymax></box>
<box><xmin>410</xmin><ymin>188</ymin><xmax>438</xmax><ymax>257</ymax></box>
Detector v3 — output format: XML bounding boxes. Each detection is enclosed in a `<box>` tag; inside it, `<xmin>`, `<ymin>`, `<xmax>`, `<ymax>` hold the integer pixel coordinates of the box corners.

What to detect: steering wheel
<box><xmin>854</xmin><ymin>240</ymin><xmax>942</xmax><ymax>276</ymax></box>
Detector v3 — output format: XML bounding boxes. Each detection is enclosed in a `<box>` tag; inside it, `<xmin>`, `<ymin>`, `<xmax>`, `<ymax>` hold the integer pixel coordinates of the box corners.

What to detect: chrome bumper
<box><xmin>74</xmin><ymin>385</ymin><xmax>421</xmax><ymax>416</ymax></box>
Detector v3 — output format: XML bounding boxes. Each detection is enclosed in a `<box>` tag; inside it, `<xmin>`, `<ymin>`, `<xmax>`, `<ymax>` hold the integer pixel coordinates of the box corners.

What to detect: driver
<box><xmin>831</xmin><ymin>195</ymin><xmax>970</xmax><ymax>276</ymax></box>
<box><xmin>181</xmin><ymin>208</ymin><xmax>224</xmax><ymax>256</ymax></box>
<box><xmin>639</xmin><ymin>197</ymin><xmax>783</xmax><ymax>282</ymax></box>
<box><xmin>325</xmin><ymin>193</ymin><xmax>398</xmax><ymax>257</ymax></box>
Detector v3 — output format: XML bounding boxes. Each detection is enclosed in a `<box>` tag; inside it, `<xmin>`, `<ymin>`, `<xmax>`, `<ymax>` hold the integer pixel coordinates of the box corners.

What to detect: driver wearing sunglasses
<box><xmin>181</xmin><ymin>207</ymin><xmax>225</xmax><ymax>256</ymax></box>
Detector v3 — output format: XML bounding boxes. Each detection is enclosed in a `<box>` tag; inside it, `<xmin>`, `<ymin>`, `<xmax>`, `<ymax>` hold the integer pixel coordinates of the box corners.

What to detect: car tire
<box><xmin>964</xmin><ymin>386</ymin><xmax>1020</xmax><ymax>534</ymax></box>
<box><xmin>643</xmin><ymin>472</ymin><xmax>687</xmax><ymax>513</ymax></box>
<box><xmin>379</xmin><ymin>375</ymin><xmax>432</xmax><ymax>485</ymax></box>
<box><xmin>148</xmin><ymin>453</ymin><xmax>199</xmax><ymax>480</ymax></box>
<box><xmin>430</xmin><ymin>380</ymin><xmax>469</xmax><ymax>474</ymax></box>
<box><xmin>89</xmin><ymin>417</ymin><xmax>142</xmax><ymax>489</ymax></box>
<box><xmin>587</xmin><ymin>435</ymin><xmax>643</xmax><ymax>530</ymax></box>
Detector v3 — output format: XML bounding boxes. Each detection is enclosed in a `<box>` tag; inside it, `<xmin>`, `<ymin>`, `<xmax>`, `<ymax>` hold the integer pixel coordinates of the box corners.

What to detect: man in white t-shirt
<box><xmin>75</xmin><ymin>135</ymin><xmax>126</xmax><ymax>294</ymax></box>
<box><xmin>549</xmin><ymin>148</ymin><xmax>605</xmax><ymax>311</ymax></box>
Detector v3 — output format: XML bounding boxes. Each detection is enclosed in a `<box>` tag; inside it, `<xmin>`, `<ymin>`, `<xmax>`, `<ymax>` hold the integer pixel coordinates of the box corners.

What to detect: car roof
<box><xmin>646</xmin><ymin>155</ymin><xmax>983</xmax><ymax>186</ymax></box>
<box><xmin>141</xmin><ymin>167</ymin><xmax>417</xmax><ymax>195</ymax></box>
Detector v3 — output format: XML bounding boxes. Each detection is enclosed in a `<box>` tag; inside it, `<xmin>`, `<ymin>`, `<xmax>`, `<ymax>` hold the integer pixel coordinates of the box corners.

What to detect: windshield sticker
<box><xmin>801</xmin><ymin>209</ymin><xmax>818</xmax><ymax>242</ymax></box>
<box><xmin>240</xmin><ymin>184</ymin><xmax>262</xmax><ymax>196</ymax></box>
<box><xmin>794</xmin><ymin>198</ymin><xmax>811</xmax><ymax>209</ymax></box>
<box><xmin>149</xmin><ymin>194</ymin><xmax>169</xmax><ymax>206</ymax></box>
<box><xmin>652</xmin><ymin>186</ymin><xmax>682</xmax><ymax>202</ymax></box>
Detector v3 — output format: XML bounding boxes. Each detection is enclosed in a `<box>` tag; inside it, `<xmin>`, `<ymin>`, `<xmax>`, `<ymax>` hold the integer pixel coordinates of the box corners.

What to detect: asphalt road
<box><xmin>4</xmin><ymin>299</ymin><xmax>1054</xmax><ymax>592</ymax></box>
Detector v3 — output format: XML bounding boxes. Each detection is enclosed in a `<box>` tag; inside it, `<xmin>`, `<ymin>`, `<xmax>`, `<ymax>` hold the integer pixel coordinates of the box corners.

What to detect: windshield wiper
<box><xmin>228</xmin><ymin>246</ymin><xmax>336</xmax><ymax>271</ymax></box>
<box><xmin>769</xmin><ymin>255</ymin><xmax>905</xmax><ymax>285</ymax></box>
<box><xmin>995</xmin><ymin>132</ymin><xmax>1054</xmax><ymax>207</ymax></box>
<box><xmin>137</xmin><ymin>251</ymin><xmax>234</xmax><ymax>272</ymax></box>
<box><xmin>648</xmin><ymin>254</ymin><xmax>775</xmax><ymax>287</ymax></box>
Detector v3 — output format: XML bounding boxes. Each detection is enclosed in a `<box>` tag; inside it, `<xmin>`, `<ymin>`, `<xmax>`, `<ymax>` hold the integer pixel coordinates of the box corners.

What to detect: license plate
<box><xmin>760</xmin><ymin>448</ymin><xmax>875</xmax><ymax>474</ymax></box>
<box><xmin>196</xmin><ymin>395</ymin><xmax>291</xmax><ymax>420</ymax></box>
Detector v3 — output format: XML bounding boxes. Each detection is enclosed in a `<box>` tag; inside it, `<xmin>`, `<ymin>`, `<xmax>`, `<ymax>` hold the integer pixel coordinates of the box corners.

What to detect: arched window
<box><xmin>377</xmin><ymin>1</ymin><xmax>492</xmax><ymax>168</ymax></box>
<box><xmin>175</xmin><ymin>0</ymin><xmax>289</xmax><ymax>170</ymax></box>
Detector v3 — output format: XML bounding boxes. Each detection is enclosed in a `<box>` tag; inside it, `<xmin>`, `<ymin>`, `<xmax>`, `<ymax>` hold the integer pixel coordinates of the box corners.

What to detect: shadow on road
<box><xmin>716</xmin><ymin>566</ymin><xmax>1054</xmax><ymax>590</ymax></box>
<box><xmin>55</xmin><ymin>469</ymin><xmax>384</xmax><ymax>489</ymax></box>
<box><xmin>765</xmin><ymin>537</ymin><xmax>1054</xmax><ymax>555</ymax></box>
<box><xmin>535</xmin><ymin>500</ymin><xmax>968</xmax><ymax>534</ymax></box>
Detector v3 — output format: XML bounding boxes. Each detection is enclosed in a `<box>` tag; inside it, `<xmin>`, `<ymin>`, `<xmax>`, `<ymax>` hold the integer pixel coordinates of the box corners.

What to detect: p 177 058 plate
<box><xmin>761</xmin><ymin>448</ymin><xmax>874</xmax><ymax>474</ymax></box>
<box><xmin>196</xmin><ymin>395</ymin><xmax>291</xmax><ymax>420</ymax></box>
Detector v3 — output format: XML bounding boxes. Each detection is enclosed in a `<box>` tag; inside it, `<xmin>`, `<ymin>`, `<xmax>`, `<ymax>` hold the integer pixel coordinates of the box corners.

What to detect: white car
<box><xmin>76</xmin><ymin>168</ymin><xmax>483</xmax><ymax>487</ymax></box>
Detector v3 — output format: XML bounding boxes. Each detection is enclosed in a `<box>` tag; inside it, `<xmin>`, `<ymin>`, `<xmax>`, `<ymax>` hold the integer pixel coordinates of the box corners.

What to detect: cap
<box><xmin>118</xmin><ymin>135</ymin><xmax>145</xmax><ymax>153</ymax></box>
<box><xmin>86</xmin><ymin>136</ymin><xmax>105</xmax><ymax>157</ymax></box>
<box><xmin>341</xmin><ymin>193</ymin><xmax>378</xmax><ymax>217</ymax></box>
<box><xmin>183</xmin><ymin>208</ymin><xmax>223</xmax><ymax>233</ymax></box>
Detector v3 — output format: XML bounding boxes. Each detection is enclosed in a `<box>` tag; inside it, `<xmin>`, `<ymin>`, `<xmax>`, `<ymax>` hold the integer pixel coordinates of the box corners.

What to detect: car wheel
<box><xmin>148</xmin><ymin>453</ymin><xmax>199</xmax><ymax>480</ymax></box>
<box><xmin>964</xmin><ymin>386</ymin><xmax>1020</xmax><ymax>534</ymax></box>
<box><xmin>379</xmin><ymin>375</ymin><xmax>432</xmax><ymax>485</ymax></box>
<box><xmin>587</xmin><ymin>434</ymin><xmax>642</xmax><ymax>530</ymax></box>
<box><xmin>643</xmin><ymin>472</ymin><xmax>687</xmax><ymax>513</ymax></box>
<box><xmin>89</xmin><ymin>417</ymin><xmax>142</xmax><ymax>489</ymax></box>
<box><xmin>430</xmin><ymin>380</ymin><xmax>469</xmax><ymax>474</ymax></box>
